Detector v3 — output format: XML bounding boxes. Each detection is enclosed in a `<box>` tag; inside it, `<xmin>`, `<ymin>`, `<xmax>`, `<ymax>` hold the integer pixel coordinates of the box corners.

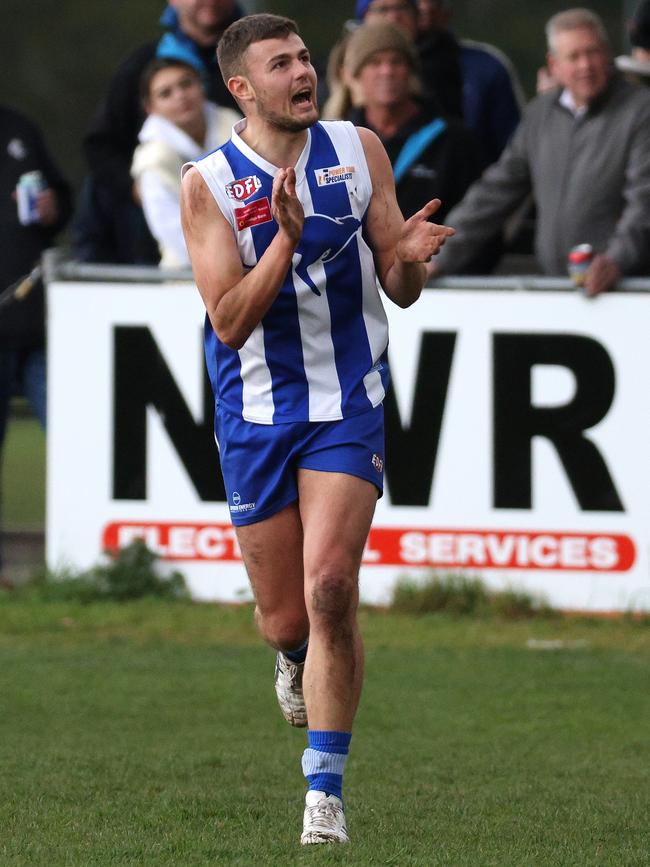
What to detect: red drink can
<box><xmin>568</xmin><ymin>244</ymin><xmax>594</xmax><ymax>288</ymax></box>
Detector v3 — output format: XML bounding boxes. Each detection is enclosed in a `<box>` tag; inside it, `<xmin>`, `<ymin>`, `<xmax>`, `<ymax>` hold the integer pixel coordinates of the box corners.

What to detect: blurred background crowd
<box><xmin>2</xmin><ymin>0</ymin><xmax>648</xmax><ymax>274</ymax></box>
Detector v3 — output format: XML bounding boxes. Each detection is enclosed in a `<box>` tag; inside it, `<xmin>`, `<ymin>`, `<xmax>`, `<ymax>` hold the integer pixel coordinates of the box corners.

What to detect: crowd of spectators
<box><xmin>1</xmin><ymin>1</ymin><xmax>650</xmax><ymax>583</ymax></box>
<box><xmin>17</xmin><ymin>0</ymin><xmax>650</xmax><ymax>284</ymax></box>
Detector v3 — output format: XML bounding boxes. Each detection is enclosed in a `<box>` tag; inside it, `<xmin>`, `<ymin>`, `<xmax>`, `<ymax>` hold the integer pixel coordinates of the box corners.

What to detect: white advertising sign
<box><xmin>47</xmin><ymin>283</ymin><xmax>649</xmax><ymax>612</ymax></box>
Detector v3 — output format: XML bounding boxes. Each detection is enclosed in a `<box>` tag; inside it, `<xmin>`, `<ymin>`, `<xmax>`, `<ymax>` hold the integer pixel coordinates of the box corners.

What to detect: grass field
<box><xmin>2</xmin><ymin>414</ymin><xmax>45</xmax><ymax>529</ymax></box>
<box><xmin>1</xmin><ymin>598</ymin><xmax>649</xmax><ymax>865</ymax></box>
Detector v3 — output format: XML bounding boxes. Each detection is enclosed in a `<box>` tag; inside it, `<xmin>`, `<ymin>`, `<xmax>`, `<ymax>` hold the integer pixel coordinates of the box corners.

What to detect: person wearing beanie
<box><xmin>616</xmin><ymin>0</ymin><xmax>650</xmax><ymax>84</ymax></box>
<box><xmin>341</xmin><ymin>21</ymin><xmax>481</xmax><ymax>223</ymax></box>
<box><xmin>353</xmin><ymin>0</ymin><xmax>523</xmax><ymax>167</ymax></box>
<box><xmin>356</xmin><ymin>0</ymin><xmax>464</xmax><ymax>119</ymax></box>
<box><xmin>346</xmin><ymin>17</ymin><xmax>420</xmax><ymax>79</ymax></box>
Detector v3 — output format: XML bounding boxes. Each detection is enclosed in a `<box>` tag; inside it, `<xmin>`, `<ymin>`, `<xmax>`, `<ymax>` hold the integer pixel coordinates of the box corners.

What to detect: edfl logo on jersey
<box><xmin>226</xmin><ymin>175</ymin><xmax>262</xmax><ymax>201</ymax></box>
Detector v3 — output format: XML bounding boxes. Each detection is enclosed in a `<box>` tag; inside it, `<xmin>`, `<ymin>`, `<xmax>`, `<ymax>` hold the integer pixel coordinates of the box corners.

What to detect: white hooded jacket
<box><xmin>132</xmin><ymin>101</ymin><xmax>240</xmax><ymax>268</ymax></box>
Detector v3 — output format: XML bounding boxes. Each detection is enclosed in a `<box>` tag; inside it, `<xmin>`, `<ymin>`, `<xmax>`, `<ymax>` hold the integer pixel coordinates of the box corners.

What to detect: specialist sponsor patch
<box><xmin>314</xmin><ymin>165</ymin><xmax>355</xmax><ymax>186</ymax></box>
<box><xmin>226</xmin><ymin>174</ymin><xmax>262</xmax><ymax>201</ymax></box>
<box><xmin>236</xmin><ymin>197</ymin><xmax>272</xmax><ymax>231</ymax></box>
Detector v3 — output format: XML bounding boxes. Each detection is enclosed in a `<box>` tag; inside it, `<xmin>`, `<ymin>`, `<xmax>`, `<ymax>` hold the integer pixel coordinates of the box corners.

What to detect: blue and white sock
<box><xmin>302</xmin><ymin>730</ymin><xmax>351</xmax><ymax>801</ymax></box>
<box><xmin>283</xmin><ymin>639</ymin><xmax>308</xmax><ymax>665</ymax></box>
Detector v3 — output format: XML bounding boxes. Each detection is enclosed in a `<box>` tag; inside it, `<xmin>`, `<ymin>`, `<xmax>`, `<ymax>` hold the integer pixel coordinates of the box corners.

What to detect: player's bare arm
<box><xmin>181</xmin><ymin>165</ymin><xmax>303</xmax><ymax>349</ymax></box>
<box><xmin>357</xmin><ymin>127</ymin><xmax>455</xmax><ymax>308</ymax></box>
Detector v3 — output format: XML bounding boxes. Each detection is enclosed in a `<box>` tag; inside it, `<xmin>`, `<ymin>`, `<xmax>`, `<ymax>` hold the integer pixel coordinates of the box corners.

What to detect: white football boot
<box><xmin>301</xmin><ymin>790</ymin><xmax>350</xmax><ymax>845</ymax></box>
<box><xmin>274</xmin><ymin>652</ymin><xmax>307</xmax><ymax>727</ymax></box>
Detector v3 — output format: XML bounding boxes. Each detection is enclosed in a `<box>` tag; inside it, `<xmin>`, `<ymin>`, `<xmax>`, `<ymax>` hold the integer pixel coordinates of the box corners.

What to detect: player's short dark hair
<box><xmin>139</xmin><ymin>57</ymin><xmax>201</xmax><ymax>105</ymax></box>
<box><xmin>217</xmin><ymin>13</ymin><xmax>300</xmax><ymax>83</ymax></box>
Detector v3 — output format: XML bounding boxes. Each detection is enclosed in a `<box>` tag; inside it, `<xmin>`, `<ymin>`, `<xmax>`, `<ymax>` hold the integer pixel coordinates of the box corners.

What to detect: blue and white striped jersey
<box><xmin>188</xmin><ymin>118</ymin><xmax>389</xmax><ymax>424</ymax></box>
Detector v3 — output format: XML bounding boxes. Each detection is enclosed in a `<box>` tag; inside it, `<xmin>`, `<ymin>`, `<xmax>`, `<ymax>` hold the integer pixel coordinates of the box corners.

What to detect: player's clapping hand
<box><xmin>272</xmin><ymin>167</ymin><xmax>304</xmax><ymax>247</ymax></box>
<box><xmin>396</xmin><ymin>198</ymin><xmax>455</xmax><ymax>263</ymax></box>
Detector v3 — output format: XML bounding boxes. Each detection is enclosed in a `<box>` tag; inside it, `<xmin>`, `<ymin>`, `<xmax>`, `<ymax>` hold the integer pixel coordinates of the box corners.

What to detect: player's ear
<box><xmin>228</xmin><ymin>74</ymin><xmax>254</xmax><ymax>105</ymax></box>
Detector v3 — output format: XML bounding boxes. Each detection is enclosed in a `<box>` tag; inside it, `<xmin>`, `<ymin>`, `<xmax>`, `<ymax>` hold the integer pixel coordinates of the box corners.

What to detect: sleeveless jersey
<box><xmin>188</xmin><ymin>119</ymin><xmax>389</xmax><ymax>425</ymax></box>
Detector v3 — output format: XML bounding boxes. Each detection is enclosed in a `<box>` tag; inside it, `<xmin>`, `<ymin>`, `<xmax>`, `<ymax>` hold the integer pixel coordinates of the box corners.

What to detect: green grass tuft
<box><xmin>2</xmin><ymin>414</ymin><xmax>45</xmax><ymax>529</ymax></box>
<box><xmin>23</xmin><ymin>541</ymin><xmax>188</xmax><ymax>603</ymax></box>
<box><xmin>390</xmin><ymin>572</ymin><xmax>557</xmax><ymax>619</ymax></box>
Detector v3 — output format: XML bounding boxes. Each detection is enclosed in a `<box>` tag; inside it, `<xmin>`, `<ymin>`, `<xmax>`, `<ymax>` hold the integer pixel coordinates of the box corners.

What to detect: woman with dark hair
<box><xmin>131</xmin><ymin>58</ymin><xmax>240</xmax><ymax>267</ymax></box>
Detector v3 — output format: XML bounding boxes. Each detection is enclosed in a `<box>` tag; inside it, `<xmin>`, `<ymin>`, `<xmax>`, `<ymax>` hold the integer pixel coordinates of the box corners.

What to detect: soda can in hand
<box><xmin>568</xmin><ymin>244</ymin><xmax>594</xmax><ymax>289</ymax></box>
<box><xmin>16</xmin><ymin>170</ymin><xmax>46</xmax><ymax>226</ymax></box>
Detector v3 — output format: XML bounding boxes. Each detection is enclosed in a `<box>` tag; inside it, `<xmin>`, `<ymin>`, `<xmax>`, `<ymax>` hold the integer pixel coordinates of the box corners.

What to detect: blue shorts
<box><xmin>215</xmin><ymin>404</ymin><xmax>384</xmax><ymax>526</ymax></box>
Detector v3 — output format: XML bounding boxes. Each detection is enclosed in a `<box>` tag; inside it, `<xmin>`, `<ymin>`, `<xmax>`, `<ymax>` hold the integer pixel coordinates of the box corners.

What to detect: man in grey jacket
<box><xmin>433</xmin><ymin>8</ymin><xmax>650</xmax><ymax>295</ymax></box>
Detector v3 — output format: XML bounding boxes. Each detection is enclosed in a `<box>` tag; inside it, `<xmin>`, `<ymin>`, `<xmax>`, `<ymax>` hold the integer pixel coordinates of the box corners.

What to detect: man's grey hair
<box><xmin>546</xmin><ymin>8</ymin><xmax>610</xmax><ymax>54</ymax></box>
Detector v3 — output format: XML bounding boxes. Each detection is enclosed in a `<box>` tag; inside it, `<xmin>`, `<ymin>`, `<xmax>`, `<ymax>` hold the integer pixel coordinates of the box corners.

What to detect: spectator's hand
<box><xmin>272</xmin><ymin>167</ymin><xmax>304</xmax><ymax>246</ymax></box>
<box><xmin>537</xmin><ymin>66</ymin><xmax>557</xmax><ymax>93</ymax></box>
<box><xmin>396</xmin><ymin>198</ymin><xmax>455</xmax><ymax>263</ymax></box>
<box><xmin>584</xmin><ymin>254</ymin><xmax>620</xmax><ymax>297</ymax></box>
<box><xmin>36</xmin><ymin>188</ymin><xmax>59</xmax><ymax>226</ymax></box>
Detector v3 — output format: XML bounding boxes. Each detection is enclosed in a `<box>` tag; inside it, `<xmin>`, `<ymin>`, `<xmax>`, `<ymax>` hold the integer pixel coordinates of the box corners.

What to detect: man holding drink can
<box><xmin>430</xmin><ymin>8</ymin><xmax>650</xmax><ymax>296</ymax></box>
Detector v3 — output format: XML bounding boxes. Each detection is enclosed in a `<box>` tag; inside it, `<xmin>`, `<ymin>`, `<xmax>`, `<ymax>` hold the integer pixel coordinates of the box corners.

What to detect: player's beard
<box><xmin>255</xmin><ymin>95</ymin><xmax>318</xmax><ymax>133</ymax></box>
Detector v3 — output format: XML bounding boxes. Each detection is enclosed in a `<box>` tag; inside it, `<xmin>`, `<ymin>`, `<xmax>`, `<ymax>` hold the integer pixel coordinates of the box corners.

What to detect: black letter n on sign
<box><xmin>493</xmin><ymin>333</ymin><xmax>623</xmax><ymax>511</ymax></box>
<box><xmin>113</xmin><ymin>327</ymin><xmax>224</xmax><ymax>501</ymax></box>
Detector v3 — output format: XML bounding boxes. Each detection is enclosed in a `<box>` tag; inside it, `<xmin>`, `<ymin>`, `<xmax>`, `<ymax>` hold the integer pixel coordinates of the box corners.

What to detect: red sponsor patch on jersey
<box><xmin>236</xmin><ymin>197</ymin><xmax>273</xmax><ymax>231</ymax></box>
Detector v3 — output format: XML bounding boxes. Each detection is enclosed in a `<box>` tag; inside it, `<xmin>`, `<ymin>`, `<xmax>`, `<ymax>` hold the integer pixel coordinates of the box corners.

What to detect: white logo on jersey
<box><xmin>314</xmin><ymin>165</ymin><xmax>355</xmax><ymax>186</ymax></box>
<box><xmin>230</xmin><ymin>490</ymin><xmax>255</xmax><ymax>513</ymax></box>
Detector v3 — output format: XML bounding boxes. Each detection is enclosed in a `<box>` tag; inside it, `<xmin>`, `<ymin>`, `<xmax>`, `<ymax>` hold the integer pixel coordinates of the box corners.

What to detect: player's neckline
<box><xmin>232</xmin><ymin>118</ymin><xmax>313</xmax><ymax>179</ymax></box>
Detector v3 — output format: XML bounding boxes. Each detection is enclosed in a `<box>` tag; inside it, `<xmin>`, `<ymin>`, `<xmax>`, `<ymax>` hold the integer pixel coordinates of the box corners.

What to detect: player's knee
<box><xmin>255</xmin><ymin>605</ymin><xmax>309</xmax><ymax>650</ymax></box>
<box><xmin>308</xmin><ymin>568</ymin><xmax>356</xmax><ymax>635</ymax></box>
